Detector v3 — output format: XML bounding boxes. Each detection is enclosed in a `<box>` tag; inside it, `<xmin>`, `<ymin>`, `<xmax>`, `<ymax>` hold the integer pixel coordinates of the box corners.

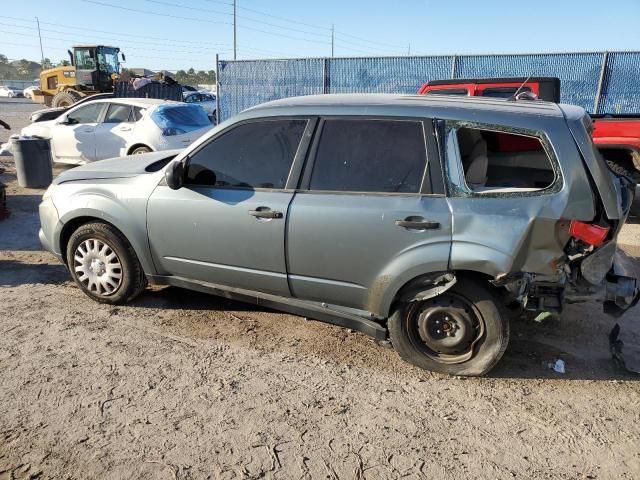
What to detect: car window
<box><xmin>186</xmin><ymin>119</ymin><xmax>308</xmax><ymax>189</ymax></box>
<box><xmin>308</xmin><ymin>119</ymin><xmax>427</xmax><ymax>193</ymax></box>
<box><xmin>185</xmin><ymin>94</ymin><xmax>196</xmax><ymax>103</ymax></box>
<box><xmin>67</xmin><ymin>103</ymin><xmax>103</xmax><ymax>124</ymax></box>
<box><xmin>202</xmin><ymin>94</ymin><xmax>214</xmax><ymax>101</ymax></box>
<box><xmin>131</xmin><ymin>107</ymin><xmax>143</xmax><ymax>122</ymax></box>
<box><xmin>425</xmin><ymin>88</ymin><xmax>469</xmax><ymax>95</ymax></box>
<box><xmin>104</xmin><ymin>104</ymin><xmax>132</xmax><ymax>123</ymax></box>
<box><xmin>481</xmin><ymin>86</ymin><xmax>531</xmax><ymax>98</ymax></box>
<box><xmin>451</xmin><ymin>126</ymin><xmax>556</xmax><ymax>193</ymax></box>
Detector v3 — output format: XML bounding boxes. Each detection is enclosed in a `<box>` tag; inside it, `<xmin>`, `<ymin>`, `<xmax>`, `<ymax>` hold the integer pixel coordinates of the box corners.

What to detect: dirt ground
<box><xmin>1</xmin><ymin>98</ymin><xmax>640</xmax><ymax>480</ymax></box>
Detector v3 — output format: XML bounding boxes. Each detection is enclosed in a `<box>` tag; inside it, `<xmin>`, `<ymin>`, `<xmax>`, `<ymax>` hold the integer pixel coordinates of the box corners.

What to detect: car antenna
<box><xmin>507</xmin><ymin>75</ymin><xmax>532</xmax><ymax>101</ymax></box>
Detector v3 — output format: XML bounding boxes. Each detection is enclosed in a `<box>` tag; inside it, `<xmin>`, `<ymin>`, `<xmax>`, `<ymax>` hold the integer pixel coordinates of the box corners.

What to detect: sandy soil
<box><xmin>1</xmin><ymin>98</ymin><xmax>640</xmax><ymax>479</ymax></box>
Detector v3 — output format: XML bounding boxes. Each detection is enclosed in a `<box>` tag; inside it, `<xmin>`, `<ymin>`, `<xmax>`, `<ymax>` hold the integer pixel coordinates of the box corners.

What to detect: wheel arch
<box><xmin>58</xmin><ymin>209</ymin><xmax>156</xmax><ymax>275</ymax></box>
<box><xmin>376</xmin><ymin>269</ymin><xmax>501</xmax><ymax>319</ymax></box>
<box><xmin>127</xmin><ymin>143</ymin><xmax>152</xmax><ymax>155</ymax></box>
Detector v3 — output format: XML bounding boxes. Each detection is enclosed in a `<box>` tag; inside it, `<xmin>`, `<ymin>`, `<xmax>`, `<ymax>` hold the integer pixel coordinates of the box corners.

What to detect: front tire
<box><xmin>52</xmin><ymin>90</ymin><xmax>82</xmax><ymax>108</ymax></box>
<box><xmin>388</xmin><ymin>280</ymin><xmax>509</xmax><ymax>376</ymax></box>
<box><xmin>66</xmin><ymin>222</ymin><xmax>147</xmax><ymax>304</ymax></box>
<box><xmin>131</xmin><ymin>146</ymin><xmax>152</xmax><ymax>155</ymax></box>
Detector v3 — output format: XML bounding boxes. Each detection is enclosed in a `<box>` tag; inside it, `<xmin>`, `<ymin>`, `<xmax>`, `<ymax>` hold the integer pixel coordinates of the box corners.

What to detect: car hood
<box><xmin>53</xmin><ymin>149</ymin><xmax>182</xmax><ymax>184</ymax></box>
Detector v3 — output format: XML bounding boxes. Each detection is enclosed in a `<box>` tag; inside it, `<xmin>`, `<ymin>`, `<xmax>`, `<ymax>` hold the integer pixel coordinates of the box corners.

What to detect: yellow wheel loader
<box><xmin>32</xmin><ymin>45</ymin><xmax>126</xmax><ymax>107</ymax></box>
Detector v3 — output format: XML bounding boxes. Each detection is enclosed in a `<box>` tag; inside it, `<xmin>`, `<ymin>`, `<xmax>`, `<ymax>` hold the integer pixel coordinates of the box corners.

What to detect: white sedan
<box><xmin>22</xmin><ymin>98</ymin><xmax>215</xmax><ymax>165</ymax></box>
<box><xmin>23</xmin><ymin>86</ymin><xmax>39</xmax><ymax>99</ymax></box>
<box><xmin>0</xmin><ymin>86</ymin><xmax>24</xmax><ymax>98</ymax></box>
<box><xmin>184</xmin><ymin>92</ymin><xmax>217</xmax><ymax>122</ymax></box>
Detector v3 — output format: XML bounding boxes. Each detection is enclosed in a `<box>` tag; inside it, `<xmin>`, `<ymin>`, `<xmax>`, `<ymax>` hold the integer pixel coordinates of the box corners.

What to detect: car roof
<box><xmin>88</xmin><ymin>98</ymin><xmax>183</xmax><ymax>108</ymax></box>
<box><xmin>248</xmin><ymin>93</ymin><xmax>565</xmax><ymax>117</ymax></box>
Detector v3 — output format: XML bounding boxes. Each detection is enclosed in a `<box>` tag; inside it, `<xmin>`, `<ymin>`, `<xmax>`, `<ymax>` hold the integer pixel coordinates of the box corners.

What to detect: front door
<box><xmin>51</xmin><ymin>102</ymin><xmax>104</xmax><ymax>163</ymax></box>
<box><xmin>286</xmin><ymin>118</ymin><xmax>452</xmax><ymax>312</ymax></box>
<box><xmin>147</xmin><ymin>118</ymin><xmax>309</xmax><ymax>296</ymax></box>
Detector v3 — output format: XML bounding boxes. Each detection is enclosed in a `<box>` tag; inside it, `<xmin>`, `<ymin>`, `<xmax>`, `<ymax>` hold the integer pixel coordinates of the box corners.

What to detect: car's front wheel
<box><xmin>388</xmin><ymin>280</ymin><xmax>509</xmax><ymax>376</ymax></box>
<box><xmin>66</xmin><ymin>222</ymin><xmax>147</xmax><ymax>304</ymax></box>
<box><xmin>131</xmin><ymin>146</ymin><xmax>152</xmax><ymax>155</ymax></box>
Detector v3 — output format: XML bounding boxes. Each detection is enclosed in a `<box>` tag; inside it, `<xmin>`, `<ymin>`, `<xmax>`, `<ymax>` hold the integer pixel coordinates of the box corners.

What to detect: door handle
<box><xmin>248</xmin><ymin>208</ymin><xmax>283</xmax><ymax>219</ymax></box>
<box><xmin>81</xmin><ymin>129</ymin><xmax>94</xmax><ymax>133</ymax></box>
<box><xmin>119</xmin><ymin>126</ymin><xmax>131</xmax><ymax>131</ymax></box>
<box><xmin>395</xmin><ymin>218</ymin><xmax>440</xmax><ymax>230</ymax></box>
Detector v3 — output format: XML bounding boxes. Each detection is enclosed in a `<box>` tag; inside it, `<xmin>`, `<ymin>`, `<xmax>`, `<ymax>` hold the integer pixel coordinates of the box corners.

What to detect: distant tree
<box><xmin>42</xmin><ymin>58</ymin><xmax>54</xmax><ymax>69</ymax></box>
<box><xmin>0</xmin><ymin>54</ymin><xmax>8</xmax><ymax>65</ymax></box>
<box><xmin>58</xmin><ymin>59</ymin><xmax>71</xmax><ymax>67</ymax></box>
<box><xmin>17</xmin><ymin>59</ymin><xmax>32</xmax><ymax>76</ymax></box>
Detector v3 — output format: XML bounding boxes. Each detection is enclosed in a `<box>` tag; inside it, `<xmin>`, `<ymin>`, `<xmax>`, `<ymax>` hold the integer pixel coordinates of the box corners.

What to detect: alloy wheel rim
<box><xmin>73</xmin><ymin>239</ymin><xmax>123</xmax><ymax>296</ymax></box>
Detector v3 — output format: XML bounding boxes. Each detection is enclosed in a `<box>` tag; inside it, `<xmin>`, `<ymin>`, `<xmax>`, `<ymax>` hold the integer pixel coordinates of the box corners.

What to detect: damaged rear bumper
<box><xmin>564</xmin><ymin>244</ymin><xmax>640</xmax><ymax>317</ymax></box>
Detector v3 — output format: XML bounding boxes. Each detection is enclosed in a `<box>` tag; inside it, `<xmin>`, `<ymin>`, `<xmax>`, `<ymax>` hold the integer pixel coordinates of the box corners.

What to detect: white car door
<box><xmin>50</xmin><ymin>103</ymin><xmax>105</xmax><ymax>164</ymax></box>
<box><xmin>93</xmin><ymin>103</ymin><xmax>137</xmax><ymax>160</ymax></box>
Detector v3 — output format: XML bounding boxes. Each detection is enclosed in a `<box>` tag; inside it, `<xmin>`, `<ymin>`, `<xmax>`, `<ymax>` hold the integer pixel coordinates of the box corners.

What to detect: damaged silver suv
<box><xmin>39</xmin><ymin>94</ymin><xmax>639</xmax><ymax>376</ymax></box>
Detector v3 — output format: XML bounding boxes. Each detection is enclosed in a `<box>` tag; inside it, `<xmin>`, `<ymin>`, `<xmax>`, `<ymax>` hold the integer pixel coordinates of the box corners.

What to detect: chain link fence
<box><xmin>217</xmin><ymin>51</ymin><xmax>640</xmax><ymax>122</ymax></box>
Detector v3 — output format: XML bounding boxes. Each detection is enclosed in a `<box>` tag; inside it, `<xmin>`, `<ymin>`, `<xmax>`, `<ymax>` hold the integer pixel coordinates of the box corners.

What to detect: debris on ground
<box><xmin>547</xmin><ymin>359</ymin><xmax>566</xmax><ymax>374</ymax></box>
<box><xmin>610</xmin><ymin>323</ymin><xmax>640</xmax><ymax>374</ymax></box>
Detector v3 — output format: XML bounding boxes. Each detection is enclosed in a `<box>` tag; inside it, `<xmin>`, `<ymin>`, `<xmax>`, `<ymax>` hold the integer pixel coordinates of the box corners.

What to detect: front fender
<box><xmin>52</xmin><ymin>185</ymin><xmax>157</xmax><ymax>275</ymax></box>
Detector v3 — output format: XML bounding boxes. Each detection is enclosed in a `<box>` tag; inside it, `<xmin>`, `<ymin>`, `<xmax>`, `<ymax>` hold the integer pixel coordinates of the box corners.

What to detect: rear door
<box><xmin>286</xmin><ymin>117</ymin><xmax>452</xmax><ymax>312</ymax></box>
<box><xmin>93</xmin><ymin>102</ymin><xmax>136</xmax><ymax>160</ymax></box>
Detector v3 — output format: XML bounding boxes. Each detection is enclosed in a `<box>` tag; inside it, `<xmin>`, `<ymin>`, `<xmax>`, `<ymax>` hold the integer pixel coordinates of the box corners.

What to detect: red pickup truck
<box><xmin>418</xmin><ymin>77</ymin><xmax>640</xmax><ymax>214</ymax></box>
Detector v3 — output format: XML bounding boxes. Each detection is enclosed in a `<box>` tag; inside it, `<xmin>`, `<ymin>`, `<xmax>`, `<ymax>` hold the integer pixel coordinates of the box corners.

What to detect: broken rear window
<box><xmin>453</xmin><ymin>127</ymin><xmax>556</xmax><ymax>193</ymax></box>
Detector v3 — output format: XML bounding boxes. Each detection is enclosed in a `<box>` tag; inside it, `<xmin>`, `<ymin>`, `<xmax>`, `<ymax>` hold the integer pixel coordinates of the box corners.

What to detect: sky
<box><xmin>1</xmin><ymin>0</ymin><xmax>639</xmax><ymax>72</ymax></box>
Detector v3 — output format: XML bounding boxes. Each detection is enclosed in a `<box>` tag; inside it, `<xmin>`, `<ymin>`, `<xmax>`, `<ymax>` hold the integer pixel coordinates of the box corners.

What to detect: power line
<box><xmin>0</xmin><ymin>14</ymin><xmax>230</xmax><ymax>49</ymax></box>
<box><xmin>82</xmin><ymin>0</ymin><xmax>391</xmax><ymax>53</ymax></box>
<box><xmin>234</xmin><ymin>3</ymin><xmax>330</xmax><ymax>32</ymax></box>
<box><xmin>230</xmin><ymin>1</ymin><xmax>405</xmax><ymax>50</ymax></box>
<box><xmin>81</xmin><ymin>0</ymin><xmax>233</xmax><ymax>25</ymax></box>
<box><xmin>142</xmin><ymin>0</ymin><xmax>232</xmax><ymax>17</ymax></box>
<box><xmin>2</xmin><ymin>30</ymin><xmax>230</xmax><ymax>62</ymax></box>
<box><xmin>0</xmin><ymin>26</ymin><xmax>230</xmax><ymax>56</ymax></box>
<box><xmin>333</xmin><ymin>30</ymin><xmax>405</xmax><ymax>50</ymax></box>
<box><xmin>0</xmin><ymin>21</ymin><xmax>230</xmax><ymax>52</ymax></box>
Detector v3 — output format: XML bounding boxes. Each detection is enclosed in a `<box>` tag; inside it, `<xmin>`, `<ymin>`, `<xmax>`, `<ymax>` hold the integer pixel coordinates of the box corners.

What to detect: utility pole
<box><xmin>35</xmin><ymin>16</ymin><xmax>45</xmax><ymax>68</ymax></box>
<box><xmin>331</xmin><ymin>24</ymin><xmax>334</xmax><ymax>58</ymax></box>
<box><xmin>233</xmin><ymin>0</ymin><xmax>237</xmax><ymax>60</ymax></box>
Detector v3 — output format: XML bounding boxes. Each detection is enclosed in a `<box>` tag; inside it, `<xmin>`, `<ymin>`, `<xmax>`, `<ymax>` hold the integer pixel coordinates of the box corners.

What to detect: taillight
<box><xmin>569</xmin><ymin>220</ymin><xmax>609</xmax><ymax>247</ymax></box>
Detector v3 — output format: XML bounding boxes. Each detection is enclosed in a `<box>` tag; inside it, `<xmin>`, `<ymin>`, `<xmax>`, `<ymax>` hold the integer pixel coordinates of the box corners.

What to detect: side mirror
<box><xmin>165</xmin><ymin>160</ymin><xmax>185</xmax><ymax>190</ymax></box>
<box><xmin>56</xmin><ymin>116</ymin><xmax>70</xmax><ymax>125</ymax></box>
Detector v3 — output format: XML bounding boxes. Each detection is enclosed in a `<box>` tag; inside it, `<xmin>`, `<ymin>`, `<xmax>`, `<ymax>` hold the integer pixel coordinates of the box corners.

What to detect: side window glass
<box><xmin>131</xmin><ymin>107</ymin><xmax>143</xmax><ymax>122</ymax></box>
<box><xmin>309</xmin><ymin>119</ymin><xmax>427</xmax><ymax>193</ymax></box>
<box><xmin>481</xmin><ymin>86</ymin><xmax>531</xmax><ymax>98</ymax></box>
<box><xmin>67</xmin><ymin>103</ymin><xmax>103</xmax><ymax>124</ymax></box>
<box><xmin>104</xmin><ymin>104</ymin><xmax>132</xmax><ymax>123</ymax></box>
<box><xmin>452</xmin><ymin>126</ymin><xmax>555</xmax><ymax>193</ymax></box>
<box><xmin>185</xmin><ymin>95</ymin><xmax>195</xmax><ymax>103</ymax></box>
<box><xmin>186</xmin><ymin>119</ymin><xmax>307</xmax><ymax>188</ymax></box>
<box><xmin>426</xmin><ymin>88</ymin><xmax>469</xmax><ymax>95</ymax></box>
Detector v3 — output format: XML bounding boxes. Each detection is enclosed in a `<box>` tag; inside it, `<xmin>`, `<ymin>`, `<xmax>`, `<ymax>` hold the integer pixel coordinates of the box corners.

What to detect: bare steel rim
<box><xmin>405</xmin><ymin>293</ymin><xmax>485</xmax><ymax>365</ymax></box>
<box><xmin>73</xmin><ymin>238</ymin><xmax>123</xmax><ymax>296</ymax></box>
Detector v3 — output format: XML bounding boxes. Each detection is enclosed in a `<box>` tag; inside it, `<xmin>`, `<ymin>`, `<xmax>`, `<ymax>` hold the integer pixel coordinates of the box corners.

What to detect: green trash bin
<box><xmin>12</xmin><ymin>137</ymin><xmax>53</xmax><ymax>188</ymax></box>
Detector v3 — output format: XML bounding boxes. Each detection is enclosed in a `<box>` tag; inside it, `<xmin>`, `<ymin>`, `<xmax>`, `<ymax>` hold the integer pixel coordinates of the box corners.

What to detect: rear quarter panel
<box><xmin>442</xmin><ymin>113</ymin><xmax>596</xmax><ymax>277</ymax></box>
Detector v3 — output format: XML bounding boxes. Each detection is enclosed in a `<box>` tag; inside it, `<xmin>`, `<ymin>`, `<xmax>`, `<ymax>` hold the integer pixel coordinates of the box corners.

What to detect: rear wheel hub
<box><xmin>407</xmin><ymin>294</ymin><xmax>484</xmax><ymax>364</ymax></box>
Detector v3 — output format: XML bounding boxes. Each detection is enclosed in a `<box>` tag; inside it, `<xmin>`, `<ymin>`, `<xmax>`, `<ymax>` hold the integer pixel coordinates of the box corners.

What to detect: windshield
<box><xmin>151</xmin><ymin>104</ymin><xmax>211</xmax><ymax>132</ymax></box>
<box><xmin>97</xmin><ymin>48</ymin><xmax>119</xmax><ymax>74</ymax></box>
